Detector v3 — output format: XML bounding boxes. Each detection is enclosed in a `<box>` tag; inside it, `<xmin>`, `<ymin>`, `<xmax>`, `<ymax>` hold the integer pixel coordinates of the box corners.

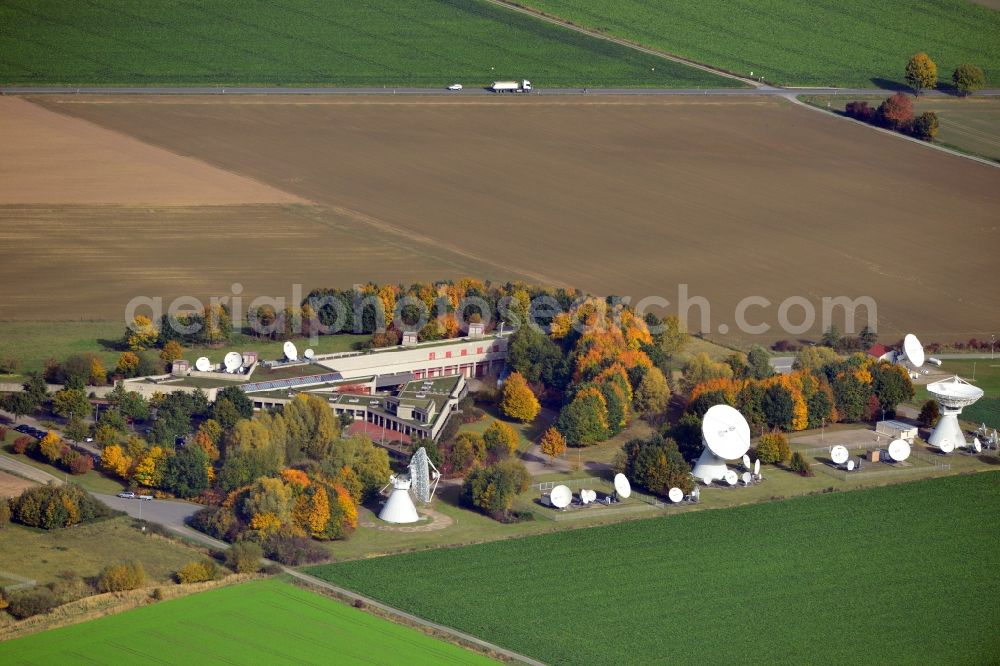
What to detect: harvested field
<box><xmin>0</xmin><ymin>97</ymin><xmax>301</xmax><ymax>206</ymax></box>
<box><xmin>33</xmin><ymin>95</ymin><xmax>1000</xmax><ymax>343</ymax></box>
<box><xmin>0</xmin><ymin>470</ymin><xmax>35</xmax><ymax>498</ymax></box>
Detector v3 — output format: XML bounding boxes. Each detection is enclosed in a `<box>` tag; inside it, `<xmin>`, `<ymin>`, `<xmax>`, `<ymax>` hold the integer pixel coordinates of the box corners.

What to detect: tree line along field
<box><xmin>0</xmin><ymin>579</ymin><xmax>498</xmax><ymax>665</ymax></box>
<box><xmin>0</xmin><ymin>0</ymin><xmax>738</xmax><ymax>88</ymax></box>
<box><xmin>311</xmin><ymin>473</ymin><xmax>1000</xmax><ymax>665</ymax></box>
<box><xmin>519</xmin><ymin>0</ymin><xmax>1000</xmax><ymax>87</ymax></box>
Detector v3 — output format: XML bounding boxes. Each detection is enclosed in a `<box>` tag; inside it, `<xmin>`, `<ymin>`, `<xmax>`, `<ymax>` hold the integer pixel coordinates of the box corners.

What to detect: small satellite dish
<box><xmin>613</xmin><ymin>474</ymin><xmax>632</xmax><ymax>499</ymax></box>
<box><xmin>550</xmin><ymin>485</ymin><xmax>572</xmax><ymax>509</ymax></box>
<box><xmin>831</xmin><ymin>445</ymin><xmax>849</xmax><ymax>465</ymax></box>
<box><xmin>581</xmin><ymin>489</ymin><xmax>596</xmax><ymax>504</ymax></box>
<box><xmin>754</xmin><ymin>459</ymin><xmax>761</xmax><ymax>476</ymax></box>
<box><xmin>939</xmin><ymin>440</ymin><xmax>955</xmax><ymax>454</ymax></box>
<box><xmin>724</xmin><ymin>470</ymin><xmax>738</xmax><ymax>486</ymax></box>
<box><xmin>903</xmin><ymin>333</ymin><xmax>925</xmax><ymax>368</ymax></box>
<box><xmin>283</xmin><ymin>340</ymin><xmax>298</xmax><ymax>361</ymax></box>
<box><xmin>668</xmin><ymin>487</ymin><xmax>683</xmax><ymax>503</ymax></box>
<box><xmin>846</xmin><ymin>459</ymin><xmax>855</xmax><ymax>471</ymax></box>
<box><xmin>195</xmin><ymin>356</ymin><xmax>211</xmax><ymax>372</ymax></box>
<box><xmin>223</xmin><ymin>351</ymin><xmax>242</xmax><ymax>373</ymax></box>
<box><xmin>887</xmin><ymin>439</ymin><xmax>911</xmax><ymax>462</ymax></box>
<box><xmin>304</xmin><ymin>348</ymin><xmax>315</xmax><ymax>360</ymax></box>
<box><xmin>741</xmin><ymin>471</ymin><xmax>752</xmax><ymax>485</ymax></box>
<box><xmin>742</xmin><ymin>454</ymin><xmax>751</xmax><ymax>470</ymax></box>
<box><xmin>973</xmin><ymin>438</ymin><xmax>983</xmax><ymax>453</ymax></box>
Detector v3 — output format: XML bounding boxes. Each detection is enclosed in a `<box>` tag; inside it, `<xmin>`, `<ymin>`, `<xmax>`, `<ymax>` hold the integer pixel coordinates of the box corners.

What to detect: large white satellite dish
<box><xmin>223</xmin><ymin>351</ymin><xmax>242</xmax><ymax>373</ymax></box>
<box><xmin>378</xmin><ymin>476</ymin><xmax>420</xmax><ymax>524</ymax></box>
<box><xmin>409</xmin><ymin>447</ymin><xmax>440</xmax><ymax>504</ymax></box>
<box><xmin>283</xmin><ymin>340</ymin><xmax>298</xmax><ymax>361</ymax></box>
<box><xmin>902</xmin><ymin>333</ymin><xmax>925</xmax><ymax>368</ymax></box>
<box><xmin>304</xmin><ymin>348</ymin><xmax>315</xmax><ymax>360</ymax></box>
<box><xmin>668</xmin><ymin>487</ymin><xmax>683</xmax><ymax>503</ymax></box>
<box><xmin>692</xmin><ymin>405</ymin><xmax>751</xmax><ymax>484</ymax></box>
<box><xmin>927</xmin><ymin>376</ymin><xmax>984</xmax><ymax>450</ymax></box>
<box><xmin>887</xmin><ymin>439</ymin><xmax>911</xmax><ymax>462</ymax></box>
<box><xmin>550</xmin><ymin>485</ymin><xmax>572</xmax><ymax>509</ymax></box>
<box><xmin>613</xmin><ymin>474</ymin><xmax>632</xmax><ymax>499</ymax></box>
<box><xmin>194</xmin><ymin>356</ymin><xmax>211</xmax><ymax>372</ymax></box>
<box><xmin>724</xmin><ymin>470</ymin><xmax>738</xmax><ymax>486</ymax></box>
<box><xmin>830</xmin><ymin>445</ymin><xmax>849</xmax><ymax>465</ymax></box>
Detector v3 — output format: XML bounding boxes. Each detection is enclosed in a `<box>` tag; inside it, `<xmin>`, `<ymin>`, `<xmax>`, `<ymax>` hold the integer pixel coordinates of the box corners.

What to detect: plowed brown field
<box><xmin>13</xmin><ymin>96</ymin><xmax>1000</xmax><ymax>341</ymax></box>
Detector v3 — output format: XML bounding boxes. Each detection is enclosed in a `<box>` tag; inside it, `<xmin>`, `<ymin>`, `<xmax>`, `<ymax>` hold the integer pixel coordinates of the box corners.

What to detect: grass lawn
<box><xmin>0</xmin><ymin>0</ymin><xmax>738</xmax><ymax>88</ymax></box>
<box><xmin>0</xmin><ymin>320</ymin><xmax>368</xmax><ymax>379</ymax></box>
<box><xmin>800</xmin><ymin>94</ymin><xmax>1000</xmax><ymax>163</ymax></box>
<box><xmin>311</xmin><ymin>473</ymin><xmax>1000</xmax><ymax>665</ymax></box>
<box><xmin>0</xmin><ymin>516</ymin><xmax>204</xmax><ymax>586</ymax></box>
<box><xmin>520</xmin><ymin>0</ymin><xmax>1000</xmax><ymax>87</ymax></box>
<box><xmin>0</xmin><ymin>578</ymin><xmax>498</xmax><ymax>665</ymax></box>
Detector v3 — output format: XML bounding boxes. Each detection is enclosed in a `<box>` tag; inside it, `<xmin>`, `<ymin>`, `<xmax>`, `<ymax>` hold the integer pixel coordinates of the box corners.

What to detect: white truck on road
<box><xmin>491</xmin><ymin>80</ymin><xmax>532</xmax><ymax>93</ymax></box>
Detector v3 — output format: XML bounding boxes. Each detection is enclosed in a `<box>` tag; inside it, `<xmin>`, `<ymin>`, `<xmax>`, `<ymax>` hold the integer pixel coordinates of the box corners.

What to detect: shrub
<box><xmin>877</xmin><ymin>93</ymin><xmax>914</xmax><ymax>130</ymax></box>
<box><xmin>9</xmin><ymin>484</ymin><xmax>110</xmax><ymax>529</ymax></box>
<box><xmin>151</xmin><ymin>587</ymin><xmax>164</xmax><ymax>601</ymax></box>
<box><xmin>262</xmin><ymin>534</ymin><xmax>328</xmax><ymax>565</ymax></box>
<box><xmin>189</xmin><ymin>506</ymin><xmax>240</xmax><ymax>542</ymax></box>
<box><xmin>6</xmin><ymin>587</ymin><xmax>58</xmax><ymax>619</ymax></box>
<box><xmin>918</xmin><ymin>400</ymin><xmax>940</xmax><ymax>427</ymax></box>
<box><xmin>483</xmin><ymin>421</ymin><xmax>519</xmax><ymax>458</ymax></box>
<box><xmin>69</xmin><ymin>453</ymin><xmax>94</xmax><ymax>475</ymax></box>
<box><xmin>789</xmin><ymin>451</ymin><xmax>813</xmax><ymax>476</ymax></box>
<box><xmin>462</xmin><ymin>459</ymin><xmax>531</xmax><ymax>518</ymax></box>
<box><xmin>261</xmin><ymin>563</ymin><xmax>284</xmax><ymax>576</ymax></box>
<box><xmin>12</xmin><ymin>435</ymin><xmax>34</xmax><ymax>455</ymax></box>
<box><xmin>175</xmin><ymin>560</ymin><xmax>219</xmax><ymax>584</ymax></box>
<box><xmin>845</xmin><ymin>100</ymin><xmax>876</xmax><ymax>123</ymax></box>
<box><xmin>97</xmin><ymin>561</ymin><xmax>146</xmax><ymax>593</ymax></box>
<box><xmin>910</xmin><ymin>112</ymin><xmax>939</xmax><ymax>141</ymax></box>
<box><xmin>755</xmin><ymin>431</ymin><xmax>791</xmax><ymax>465</ymax></box>
<box><xmin>226</xmin><ymin>541</ymin><xmax>263</xmax><ymax>574</ymax></box>
<box><xmin>952</xmin><ymin>63</ymin><xmax>986</xmax><ymax>96</ymax></box>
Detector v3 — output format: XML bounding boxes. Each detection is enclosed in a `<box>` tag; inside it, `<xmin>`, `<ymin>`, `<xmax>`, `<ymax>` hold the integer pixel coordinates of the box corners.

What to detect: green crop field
<box><xmin>520</xmin><ymin>0</ymin><xmax>1000</xmax><ymax>87</ymax></box>
<box><xmin>312</xmin><ymin>473</ymin><xmax>1000</xmax><ymax>665</ymax></box>
<box><xmin>0</xmin><ymin>578</ymin><xmax>497</xmax><ymax>665</ymax></box>
<box><xmin>0</xmin><ymin>0</ymin><xmax>738</xmax><ymax>88</ymax></box>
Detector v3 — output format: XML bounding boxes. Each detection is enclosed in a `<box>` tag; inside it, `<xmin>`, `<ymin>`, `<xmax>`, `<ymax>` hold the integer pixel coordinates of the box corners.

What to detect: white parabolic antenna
<box><xmin>724</xmin><ymin>470</ymin><xmax>738</xmax><ymax>486</ymax></box>
<box><xmin>195</xmin><ymin>356</ymin><xmax>211</xmax><ymax>372</ymax></box>
<box><xmin>408</xmin><ymin>447</ymin><xmax>440</xmax><ymax>504</ymax></box>
<box><xmin>742</xmin><ymin>454</ymin><xmax>751</xmax><ymax>470</ymax></box>
<box><xmin>304</xmin><ymin>348</ymin><xmax>315</xmax><ymax>360</ymax></box>
<box><xmin>283</xmin><ymin>340</ymin><xmax>298</xmax><ymax>361</ymax></box>
<box><xmin>550</xmin><ymin>485</ymin><xmax>572</xmax><ymax>509</ymax></box>
<box><xmin>926</xmin><ymin>376</ymin><xmax>984</xmax><ymax>450</ymax></box>
<box><xmin>378</xmin><ymin>476</ymin><xmax>419</xmax><ymax>524</ymax></box>
<box><xmin>692</xmin><ymin>405</ymin><xmax>751</xmax><ymax>484</ymax></box>
<box><xmin>741</xmin><ymin>471</ymin><xmax>752</xmax><ymax>485</ymax></box>
<box><xmin>754</xmin><ymin>459</ymin><xmax>760</xmax><ymax>476</ymax></box>
<box><xmin>938</xmin><ymin>439</ymin><xmax>955</xmax><ymax>454</ymax></box>
<box><xmin>613</xmin><ymin>473</ymin><xmax>632</xmax><ymax>499</ymax></box>
<box><xmin>902</xmin><ymin>333</ymin><xmax>925</xmax><ymax>368</ymax></box>
<box><xmin>973</xmin><ymin>438</ymin><xmax>983</xmax><ymax>453</ymax></box>
<box><xmin>887</xmin><ymin>439</ymin><xmax>911</xmax><ymax>462</ymax></box>
<box><xmin>668</xmin><ymin>487</ymin><xmax>683</xmax><ymax>503</ymax></box>
<box><xmin>846</xmin><ymin>459</ymin><xmax>855</xmax><ymax>471</ymax></box>
<box><xmin>223</xmin><ymin>351</ymin><xmax>242</xmax><ymax>372</ymax></box>
<box><xmin>831</xmin><ymin>445</ymin><xmax>849</xmax><ymax>465</ymax></box>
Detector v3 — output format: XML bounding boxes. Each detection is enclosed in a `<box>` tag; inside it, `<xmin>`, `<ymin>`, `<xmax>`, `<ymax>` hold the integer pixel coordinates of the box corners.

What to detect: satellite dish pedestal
<box><xmin>691</xmin><ymin>448</ymin><xmax>729</xmax><ymax>484</ymax></box>
<box><xmin>378</xmin><ymin>476</ymin><xmax>420</xmax><ymax>524</ymax></box>
<box><xmin>927</xmin><ymin>376</ymin><xmax>984</xmax><ymax>450</ymax></box>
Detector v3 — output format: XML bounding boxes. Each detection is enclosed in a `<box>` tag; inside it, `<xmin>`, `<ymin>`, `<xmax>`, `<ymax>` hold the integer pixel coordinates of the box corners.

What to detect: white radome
<box><xmin>887</xmin><ymin>439</ymin><xmax>911</xmax><ymax>462</ymax></box>
<box><xmin>831</xmin><ymin>445</ymin><xmax>849</xmax><ymax>465</ymax></box>
<box><xmin>550</xmin><ymin>485</ymin><xmax>572</xmax><ymax>508</ymax></box>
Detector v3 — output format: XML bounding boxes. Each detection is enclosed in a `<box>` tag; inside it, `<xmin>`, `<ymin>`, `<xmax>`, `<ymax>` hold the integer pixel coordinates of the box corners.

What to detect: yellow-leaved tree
<box><xmin>905</xmin><ymin>52</ymin><xmax>937</xmax><ymax>94</ymax></box>
<box><xmin>126</xmin><ymin>315</ymin><xmax>159</xmax><ymax>351</ymax></box>
<box><xmin>101</xmin><ymin>444</ymin><xmax>132</xmax><ymax>479</ymax></box>
<box><xmin>539</xmin><ymin>427</ymin><xmax>567</xmax><ymax>460</ymax></box>
<box><xmin>500</xmin><ymin>372</ymin><xmax>540</xmax><ymax>423</ymax></box>
<box><xmin>308</xmin><ymin>487</ymin><xmax>331</xmax><ymax>538</ymax></box>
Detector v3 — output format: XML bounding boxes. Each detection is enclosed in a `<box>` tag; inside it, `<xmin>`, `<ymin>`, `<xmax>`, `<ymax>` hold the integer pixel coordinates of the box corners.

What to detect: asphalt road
<box><xmin>3</xmin><ymin>86</ymin><xmax>999</xmax><ymax>97</ymax></box>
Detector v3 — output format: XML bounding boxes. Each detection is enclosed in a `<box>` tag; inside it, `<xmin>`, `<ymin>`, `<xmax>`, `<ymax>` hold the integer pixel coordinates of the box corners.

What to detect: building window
<box><xmin>476</xmin><ymin>346</ymin><xmax>483</xmax><ymax>354</ymax></box>
<box><xmin>445</xmin><ymin>351</ymin><xmax>452</xmax><ymax>358</ymax></box>
<box><xmin>461</xmin><ymin>349</ymin><xmax>467</xmax><ymax>356</ymax></box>
<box><xmin>429</xmin><ymin>352</ymin><xmax>436</xmax><ymax>360</ymax></box>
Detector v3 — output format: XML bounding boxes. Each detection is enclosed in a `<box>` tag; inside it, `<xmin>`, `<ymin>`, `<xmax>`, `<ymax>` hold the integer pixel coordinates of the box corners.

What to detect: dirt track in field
<box><xmin>18</xmin><ymin>96</ymin><xmax>1000</xmax><ymax>340</ymax></box>
<box><xmin>0</xmin><ymin>470</ymin><xmax>36</xmax><ymax>498</ymax></box>
<box><xmin>0</xmin><ymin>97</ymin><xmax>302</xmax><ymax>205</ymax></box>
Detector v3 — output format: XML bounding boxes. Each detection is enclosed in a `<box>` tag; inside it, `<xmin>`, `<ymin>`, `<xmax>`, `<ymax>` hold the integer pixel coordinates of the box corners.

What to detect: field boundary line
<box><xmin>787</xmin><ymin>95</ymin><xmax>1000</xmax><ymax>170</ymax></box>
<box><xmin>484</xmin><ymin>0</ymin><xmax>759</xmax><ymax>89</ymax></box>
<box><xmin>283</xmin><ymin>568</ymin><xmax>547</xmax><ymax>666</ymax></box>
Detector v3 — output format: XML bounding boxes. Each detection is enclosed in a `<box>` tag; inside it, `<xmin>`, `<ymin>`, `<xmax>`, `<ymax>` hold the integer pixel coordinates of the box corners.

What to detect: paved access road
<box><xmin>3</xmin><ymin>86</ymin><xmax>998</xmax><ymax>97</ymax></box>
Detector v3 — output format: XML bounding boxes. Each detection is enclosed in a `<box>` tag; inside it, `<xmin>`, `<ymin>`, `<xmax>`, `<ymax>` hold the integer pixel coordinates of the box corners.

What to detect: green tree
<box><xmin>557</xmin><ymin>386</ymin><xmax>610</xmax><ymax>446</ymax></box>
<box><xmin>483</xmin><ymin>420</ymin><xmax>520</xmax><ymax>457</ymax></box>
<box><xmin>746</xmin><ymin>345</ymin><xmax>773</xmax><ymax>380</ymax></box>
<box><xmin>683</xmin><ymin>353</ymin><xmax>733</xmax><ymax>390</ymax></box>
<box><xmin>216</xmin><ymin>386</ymin><xmax>254</xmax><ymax>419</ymax></box>
<box><xmin>918</xmin><ymin>399</ymin><xmax>940</xmax><ymax>427</ymax></box>
<box><xmin>227</xmin><ymin>541</ymin><xmax>263</xmax><ymax>574</ymax></box>
<box><xmin>905</xmin><ymin>52</ymin><xmax>937</xmax><ymax>94</ymax></box>
<box><xmin>3</xmin><ymin>391</ymin><xmax>38</xmax><ymax>419</ymax></box>
<box><xmin>859</xmin><ymin>325</ymin><xmax>878</xmax><ymax>349</ymax></box>
<box><xmin>162</xmin><ymin>445</ymin><xmax>210</xmax><ymax>498</ymax></box>
<box><xmin>794</xmin><ymin>345</ymin><xmax>840</xmax><ymax>372</ymax></box>
<box><xmin>658</xmin><ymin>315</ymin><xmax>689</xmax><ymax>357</ymax></box>
<box><xmin>872</xmin><ymin>362</ymin><xmax>914</xmax><ymax>414</ymax></box>
<box><xmin>821</xmin><ymin>325</ymin><xmax>842</xmax><ymax>349</ymax></box>
<box><xmin>242</xmin><ymin>476</ymin><xmax>294</xmax><ymax>524</ymax></box>
<box><xmin>63</xmin><ymin>417</ymin><xmax>88</xmax><ymax>443</ymax></box>
<box><xmin>506</xmin><ymin>325</ymin><xmax>567</xmax><ymax>389</ymax></box>
<box><xmin>624</xmin><ymin>435</ymin><xmax>694</xmax><ymax>496</ymax></box>
<box><xmin>952</xmin><ymin>63</ymin><xmax>986</xmax><ymax>96</ymax></box>
<box><xmin>51</xmin><ymin>387</ymin><xmax>90</xmax><ymax>420</ymax></box>
<box><xmin>755</xmin><ymin>431</ymin><xmax>791</xmax><ymax>465</ymax></box>
<box><xmin>911</xmin><ymin>112</ymin><xmax>939</xmax><ymax>141</ymax></box>
<box><xmin>762</xmin><ymin>384</ymin><xmax>794</xmax><ymax>430</ymax></box>
<box><xmin>462</xmin><ymin>459</ymin><xmax>530</xmax><ymax>518</ymax></box>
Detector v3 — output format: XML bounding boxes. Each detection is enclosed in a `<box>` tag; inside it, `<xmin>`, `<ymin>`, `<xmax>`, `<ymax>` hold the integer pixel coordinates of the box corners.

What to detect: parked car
<box><xmin>447</xmin><ymin>83</ymin><xmax>463</xmax><ymax>91</ymax></box>
<box><xmin>117</xmin><ymin>491</ymin><xmax>136</xmax><ymax>499</ymax></box>
<box><xmin>138</xmin><ymin>495</ymin><xmax>154</xmax><ymax>501</ymax></box>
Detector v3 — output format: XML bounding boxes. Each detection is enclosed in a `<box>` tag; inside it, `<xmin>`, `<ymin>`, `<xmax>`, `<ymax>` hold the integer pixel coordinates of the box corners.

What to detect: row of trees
<box><xmin>845</xmin><ymin>94</ymin><xmax>939</xmax><ymax>141</ymax></box>
<box><xmin>905</xmin><ymin>52</ymin><xmax>987</xmax><ymax>96</ymax></box>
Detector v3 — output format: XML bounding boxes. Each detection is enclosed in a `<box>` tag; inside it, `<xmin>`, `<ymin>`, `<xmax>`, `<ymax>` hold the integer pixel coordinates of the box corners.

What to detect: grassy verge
<box><xmin>0</xmin><ymin>0</ymin><xmax>738</xmax><ymax>88</ymax></box>
<box><xmin>311</xmin><ymin>472</ymin><xmax>1000</xmax><ymax>665</ymax></box>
